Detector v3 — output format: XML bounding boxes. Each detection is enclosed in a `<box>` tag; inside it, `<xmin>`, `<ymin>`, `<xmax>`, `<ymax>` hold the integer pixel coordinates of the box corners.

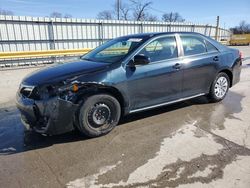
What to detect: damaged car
<box><xmin>16</xmin><ymin>32</ymin><xmax>242</xmax><ymax>137</ymax></box>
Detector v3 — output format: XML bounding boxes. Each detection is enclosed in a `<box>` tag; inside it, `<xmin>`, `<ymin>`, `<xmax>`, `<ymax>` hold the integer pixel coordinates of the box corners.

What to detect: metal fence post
<box><xmin>48</xmin><ymin>20</ymin><xmax>55</xmax><ymax>50</ymax></box>
<box><xmin>140</xmin><ymin>22</ymin><xmax>143</xmax><ymax>33</ymax></box>
<box><xmin>209</xmin><ymin>26</ymin><xmax>212</xmax><ymax>37</ymax></box>
<box><xmin>168</xmin><ymin>23</ymin><xmax>171</xmax><ymax>32</ymax></box>
<box><xmin>191</xmin><ymin>25</ymin><xmax>195</xmax><ymax>32</ymax></box>
<box><xmin>98</xmin><ymin>21</ymin><xmax>104</xmax><ymax>45</ymax></box>
<box><xmin>204</xmin><ymin>24</ymin><xmax>208</xmax><ymax>35</ymax></box>
<box><xmin>215</xmin><ymin>16</ymin><xmax>220</xmax><ymax>41</ymax></box>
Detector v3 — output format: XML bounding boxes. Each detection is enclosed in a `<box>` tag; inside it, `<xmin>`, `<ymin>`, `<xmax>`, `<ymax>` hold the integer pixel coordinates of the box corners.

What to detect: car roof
<box><xmin>122</xmin><ymin>32</ymin><xmax>204</xmax><ymax>38</ymax></box>
<box><xmin>121</xmin><ymin>32</ymin><xmax>227</xmax><ymax>52</ymax></box>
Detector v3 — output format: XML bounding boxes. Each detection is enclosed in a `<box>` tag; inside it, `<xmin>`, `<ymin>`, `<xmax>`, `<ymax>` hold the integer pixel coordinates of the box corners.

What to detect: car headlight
<box><xmin>58</xmin><ymin>83</ymin><xmax>79</xmax><ymax>93</ymax></box>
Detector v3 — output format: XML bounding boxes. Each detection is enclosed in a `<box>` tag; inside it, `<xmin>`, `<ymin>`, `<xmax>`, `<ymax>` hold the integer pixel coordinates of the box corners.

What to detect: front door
<box><xmin>125</xmin><ymin>35</ymin><xmax>183</xmax><ymax>111</ymax></box>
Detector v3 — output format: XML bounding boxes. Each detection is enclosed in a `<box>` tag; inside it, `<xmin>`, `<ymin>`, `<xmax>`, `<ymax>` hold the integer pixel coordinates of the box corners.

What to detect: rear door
<box><xmin>179</xmin><ymin>34</ymin><xmax>220</xmax><ymax>97</ymax></box>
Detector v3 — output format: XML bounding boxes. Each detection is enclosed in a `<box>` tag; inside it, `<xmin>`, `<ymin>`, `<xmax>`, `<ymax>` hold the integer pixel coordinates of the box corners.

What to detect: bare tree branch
<box><xmin>119</xmin><ymin>3</ymin><xmax>130</xmax><ymax>20</ymax></box>
<box><xmin>130</xmin><ymin>0</ymin><xmax>152</xmax><ymax>21</ymax></box>
<box><xmin>113</xmin><ymin>1</ymin><xmax>130</xmax><ymax>20</ymax></box>
<box><xmin>96</xmin><ymin>0</ymin><xmax>159</xmax><ymax>21</ymax></box>
<box><xmin>50</xmin><ymin>12</ymin><xmax>63</xmax><ymax>18</ymax></box>
<box><xmin>97</xmin><ymin>10</ymin><xmax>114</xmax><ymax>20</ymax></box>
<box><xmin>230</xmin><ymin>21</ymin><xmax>250</xmax><ymax>34</ymax></box>
<box><xmin>0</xmin><ymin>8</ymin><xmax>14</xmax><ymax>15</ymax></box>
<box><xmin>162</xmin><ymin>12</ymin><xmax>185</xmax><ymax>22</ymax></box>
<box><xmin>146</xmin><ymin>14</ymin><xmax>158</xmax><ymax>21</ymax></box>
<box><xmin>64</xmin><ymin>14</ymin><xmax>72</xmax><ymax>18</ymax></box>
<box><xmin>50</xmin><ymin>12</ymin><xmax>72</xmax><ymax>18</ymax></box>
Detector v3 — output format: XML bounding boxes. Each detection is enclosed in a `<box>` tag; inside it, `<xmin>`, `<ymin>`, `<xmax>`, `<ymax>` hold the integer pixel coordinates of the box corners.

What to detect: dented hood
<box><xmin>22</xmin><ymin>60</ymin><xmax>109</xmax><ymax>86</ymax></box>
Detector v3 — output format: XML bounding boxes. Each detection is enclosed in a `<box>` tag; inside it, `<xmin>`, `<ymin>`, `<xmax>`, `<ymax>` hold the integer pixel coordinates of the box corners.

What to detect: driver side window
<box><xmin>138</xmin><ymin>36</ymin><xmax>178</xmax><ymax>62</ymax></box>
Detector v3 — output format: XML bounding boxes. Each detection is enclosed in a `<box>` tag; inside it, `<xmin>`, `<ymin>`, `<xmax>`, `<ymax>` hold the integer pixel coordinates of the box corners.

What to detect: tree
<box><xmin>97</xmin><ymin>10</ymin><xmax>114</xmax><ymax>20</ymax></box>
<box><xmin>113</xmin><ymin>0</ymin><xmax>130</xmax><ymax>20</ymax></box>
<box><xmin>0</xmin><ymin>8</ymin><xmax>14</xmax><ymax>15</ymax></box>
<box><xmin>238</xmin><ymin>21</ymin><xmax>250</xmax><ymax>33</ymax></box>
<box><xmin>130</xmin><ymin>0</ymin><xmax>152</xmax><ymax>21</ymax></box>
<box><xmin>97</xmin><ymin>0</ymin><xmax>130</xmax><ymax>20</ymax></box>
<box><xmin>64</xmin><ymin>14</ymin><xmax>72</xmax><ymax>18</ymax></box>
<box><xmin>50</xmin><ymin>12</ymin><xmax>63</xmax><ymax>18</ymax></box>
<box><xmin>162</xmin><ymin>12</ymin><xmax>185</xmax><ymax>22</ymax></box>
<box><xmin>146</xmin><ymin>14</ymin><xmax>158</xmax><ymax>21</ymax></box>
<box><xmin>96</xmin><ymin>0</ymin><xmax>158</xmax><ymax>21</ymax></box>
<box><xmin>50</xmin><ymin>12</ymin><xmax>72</xmax><ymax>18</ymax></box>
<box><xmin>230</xmin><ymin>21</ymin><xmax>250</xmax><ymax>34</ymax></box>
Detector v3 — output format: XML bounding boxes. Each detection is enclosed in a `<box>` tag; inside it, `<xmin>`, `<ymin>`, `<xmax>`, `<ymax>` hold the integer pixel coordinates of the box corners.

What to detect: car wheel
<box><xmin>207</xmin><ymin>72</ymin><xmax>230</xmax><ymax>102</ymax></box>
<box><xmin>77</xmin><ymin>94</ymin><xmax>121</xmax><ymax>137</ymax></box>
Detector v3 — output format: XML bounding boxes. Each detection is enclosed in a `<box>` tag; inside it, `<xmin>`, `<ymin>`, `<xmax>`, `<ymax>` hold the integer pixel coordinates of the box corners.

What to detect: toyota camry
<box><xmin>16</xmin><ymin>32</ymin><xmax>242</xmax><ymax>137</ymax></box>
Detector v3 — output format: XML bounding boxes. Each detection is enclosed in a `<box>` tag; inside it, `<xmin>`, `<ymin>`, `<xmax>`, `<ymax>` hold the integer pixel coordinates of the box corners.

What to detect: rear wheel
<box><xmin>77</xmin><ymin>94</ymin><xmax>121</xmax><ymax>137</ymax></box>
<box><xmin>207</xmin><ymin>72</ymin><xmax>230</xmax><ymax>102</ymax></box>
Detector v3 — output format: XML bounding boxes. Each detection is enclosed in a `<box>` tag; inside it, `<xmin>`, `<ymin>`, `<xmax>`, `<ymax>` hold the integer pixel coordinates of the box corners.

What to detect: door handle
<box><xmin>213</xmin><ymin>56</ymin><xmax>219</xmax><ymax>61</ymax></box>
<box><xmin>173</xmin><ymin>63</ymin><xmax>181</xmax><ymax>69</ymax></box>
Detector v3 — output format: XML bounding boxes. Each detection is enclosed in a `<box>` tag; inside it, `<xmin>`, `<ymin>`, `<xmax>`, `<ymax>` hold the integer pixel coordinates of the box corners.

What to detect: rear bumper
<box><xmin>16</xmin><ymin>93</ymin><xmax>78</xmax><ymax>135</ymax></box>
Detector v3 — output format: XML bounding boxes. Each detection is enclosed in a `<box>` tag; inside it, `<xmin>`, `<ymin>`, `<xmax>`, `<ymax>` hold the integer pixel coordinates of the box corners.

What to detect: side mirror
<box><xmin>134</xmin><ymin>54</ymin><xmax>150</xmax><ymax>65</ymax></box>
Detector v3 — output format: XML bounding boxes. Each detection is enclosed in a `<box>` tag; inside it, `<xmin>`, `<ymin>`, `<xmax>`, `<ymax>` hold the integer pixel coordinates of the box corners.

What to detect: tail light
<box><xmin>239</xmin><ymin>51</ymin><xmax>243</xmax><ymax>59</ymax></box>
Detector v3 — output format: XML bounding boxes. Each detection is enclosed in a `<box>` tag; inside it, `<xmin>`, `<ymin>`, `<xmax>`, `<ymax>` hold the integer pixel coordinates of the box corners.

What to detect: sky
<box><xmin>0</xmin><ymin>0</ymin><xmax>250</xmax><ymax>28</ymax></box>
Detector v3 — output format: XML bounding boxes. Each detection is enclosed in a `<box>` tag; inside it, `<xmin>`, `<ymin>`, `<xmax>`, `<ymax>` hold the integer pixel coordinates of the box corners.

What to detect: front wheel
<box><xmin>207</xmin><ymin>72</ymin><xmax>230</xmax><ymax>102</ymax></box>
<box><xmin>77</xmin><ymin>94</ymin><xmax>121</xmax><ymax>138</ymax></box>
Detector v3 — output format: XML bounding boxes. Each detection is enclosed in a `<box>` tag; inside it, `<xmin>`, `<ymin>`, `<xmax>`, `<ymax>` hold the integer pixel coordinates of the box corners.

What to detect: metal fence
<box><xmin>0</xmin><ymin>15</ymin><xmax>231</xmax><ymax>66</ymax></box>
<box><xmin>0</xmin><ymin>15</ymin><xmax>231</xmax><ymax>52</ymax></box>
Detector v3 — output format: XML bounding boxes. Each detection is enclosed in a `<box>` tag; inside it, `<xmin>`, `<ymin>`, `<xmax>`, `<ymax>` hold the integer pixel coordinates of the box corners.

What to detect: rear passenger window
<box><xmin>180</xmin><ymin>36</ymin><xmax>206</xmax><ymax>56</ymax></box>
<box><xmin>138</xmin><ymin>36</ymin><xmax>177</xmax><ymax>62</ymax></box>
<box><xmin>206</xmin><ymin>41</ymin><xmax>218</xmax><ymax>52</ymax></box>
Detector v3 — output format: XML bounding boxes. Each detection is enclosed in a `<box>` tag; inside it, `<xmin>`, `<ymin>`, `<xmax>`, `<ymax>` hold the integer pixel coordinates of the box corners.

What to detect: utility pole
<box><xmin>117</xmin><ymin>0</ymin><xmax>120</xmax><ymax>20</ymax></box>
<box><xmin>215</xmin><ymin>16</ymin><xmax>220</xmax><ymax>41</ymax></box>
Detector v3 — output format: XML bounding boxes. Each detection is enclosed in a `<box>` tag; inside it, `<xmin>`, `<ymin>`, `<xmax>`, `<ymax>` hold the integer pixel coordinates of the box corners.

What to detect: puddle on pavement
<box><xmin>190</xmin><ymin>91</ymin><xmax>244</xmax><ymax>132</ymax></box>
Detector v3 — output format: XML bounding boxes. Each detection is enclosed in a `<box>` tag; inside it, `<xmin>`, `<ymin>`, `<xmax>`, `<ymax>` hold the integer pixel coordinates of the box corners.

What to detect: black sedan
<box><xmin>16</xmin><ymin>32</ymin><xmax>242</xmax><ymax>137</ymax></box>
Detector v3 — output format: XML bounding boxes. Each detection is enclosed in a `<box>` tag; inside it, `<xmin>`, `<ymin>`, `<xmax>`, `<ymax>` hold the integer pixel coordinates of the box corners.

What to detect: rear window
<box><xmin>205</xmin><ymin>40</ymin><xmax>218</xmax><ymax>53</ymax></box>
<box><xmin>180</xmin><ymin>35</ymin><xmax>206</xmax><ymax>56</ymax></box>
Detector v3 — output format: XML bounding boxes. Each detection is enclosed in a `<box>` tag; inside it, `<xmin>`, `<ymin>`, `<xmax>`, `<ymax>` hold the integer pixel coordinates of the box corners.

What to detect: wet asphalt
<box><xmin>0</xmin><ymin>91</ymin><xmax>244</xmax><ymax>154</ymax></box>
<box><xmin>0</xmin><ymin>46</ymin><xmax>250</xmax><ymax>188</ymax></box>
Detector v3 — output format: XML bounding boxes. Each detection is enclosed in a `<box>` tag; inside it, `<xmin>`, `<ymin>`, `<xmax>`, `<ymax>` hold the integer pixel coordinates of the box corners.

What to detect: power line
<box><xmin>148</xmin><ymin>6</ymin><xmax>166</xmax><ymax>14</ymax></box>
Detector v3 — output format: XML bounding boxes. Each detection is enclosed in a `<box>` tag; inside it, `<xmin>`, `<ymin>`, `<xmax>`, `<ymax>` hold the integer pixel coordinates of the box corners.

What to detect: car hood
<box><xmin>22</xmin><ymin>60</ymin><xmax>109</xmax><ymax>86</ymax></box>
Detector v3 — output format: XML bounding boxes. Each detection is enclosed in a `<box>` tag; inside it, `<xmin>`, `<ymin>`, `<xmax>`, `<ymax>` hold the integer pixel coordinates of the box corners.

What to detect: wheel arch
<box><xmin>218</xmin><ymin>69</ymin><xmax>233</xmax><ymax>87</ymax></box>
<box><xmin>74</xmin><ymin>82</ymin><xmax>128</xmax><ymax>115</ymax></box>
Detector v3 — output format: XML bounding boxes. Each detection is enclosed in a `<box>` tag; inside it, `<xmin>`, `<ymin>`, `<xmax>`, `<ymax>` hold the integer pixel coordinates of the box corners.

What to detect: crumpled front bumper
<box><xmin>16</xmin><ymin>93</ymin><xmax>79</xmax><ymax>135</ymax></box>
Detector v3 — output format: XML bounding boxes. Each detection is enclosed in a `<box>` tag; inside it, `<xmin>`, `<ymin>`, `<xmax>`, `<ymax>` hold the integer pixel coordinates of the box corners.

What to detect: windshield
<box><xmin>81</xmin><ymin>36</ymin><xmax>148</xmax><ymax>63</ymax></box>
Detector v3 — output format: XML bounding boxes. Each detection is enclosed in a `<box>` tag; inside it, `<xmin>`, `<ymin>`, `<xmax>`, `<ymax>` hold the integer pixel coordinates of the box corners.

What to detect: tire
<box><xmin>77</xmin><ymin>94</ymin><xmax>121</xmax><ymax>138</ymax></box>
<box><xmin>207</xmin><ymin>72</ymin><xmax>230</xmax><ymax>102</ymax></box>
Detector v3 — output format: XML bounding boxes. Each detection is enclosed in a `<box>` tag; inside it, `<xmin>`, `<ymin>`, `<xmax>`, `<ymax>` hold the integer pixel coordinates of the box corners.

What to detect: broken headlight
<box><xmin>58</xmin><ymin>83</ymin><xmax>79</xmax><ymax>93</ymax></box>
<box><xmin>37</xmin><ymin>85</ymin><xmax>57</xmax><ymax>100</ymax></box>
<box><xmin>57</xmin><ymin>82</ymin><xmax>80</xmax><ymax>101</ymax></box>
